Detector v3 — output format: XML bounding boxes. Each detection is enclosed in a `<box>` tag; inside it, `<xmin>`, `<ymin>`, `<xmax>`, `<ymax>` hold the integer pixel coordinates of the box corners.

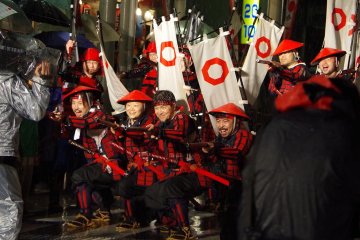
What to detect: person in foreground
<box><xmin>237</xmin><ymin>74</ymin><xmax>360</xmax><ymax>240</ymax></box>
<box><xmin>0</xmin><ymin>30</ymin><xmax>57</xmax><ymax>239</ymax></box>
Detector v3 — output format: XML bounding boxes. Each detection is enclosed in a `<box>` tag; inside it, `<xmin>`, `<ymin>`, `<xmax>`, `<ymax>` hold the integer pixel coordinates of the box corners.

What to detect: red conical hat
<box><xmin>145</xmin><ymin>42</ymin><xmax>157</xmax><ymax>54</ymax></box>
<box><xmin>81</xmin><ymin>48</ymin><xmax>101</xmax><ymax>62</ymax></box>
<box><xmin>272</xmin><ymin>39</ymin><xmax>304</xmax><ymax>56</ymax></box>
<box><xmin>62</xmin><ymin>85</ymin><xmax>100</xmax><ymax>101</ymax></box>
<box><xmin>117</xmin><ymin>90</ymin><xmax>153</xmax><ymax>104</ymax></box>
<box><xmin>209</xmin><ymin>103</ymin><xmax>249</xmax><ymax>119</ymax></box>
<box><xmin>310</xmin><ymin>47</ymin><xmax>346</xmax><ymax>66</ymax></box>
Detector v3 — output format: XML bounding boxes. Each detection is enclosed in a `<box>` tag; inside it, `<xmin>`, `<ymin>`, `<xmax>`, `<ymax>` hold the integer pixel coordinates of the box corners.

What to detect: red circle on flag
<box><xmin>332</xmin><ymin>8</ymin><xmax>346</xmax><ymax>31</ymax></box>
<box><xmin>160</xmin><ymin>41</ymin><xmax>176</xmax><ymax>66</ymax></box>
<box><xmin>255</xmin><ymin>37</ymin><xmax>271</xmax><ymax>58</ymax></box>
<box><xmin>201</xmin><ymin>58</ymin><xmax>229</xmax><ymax>86</ymax></box>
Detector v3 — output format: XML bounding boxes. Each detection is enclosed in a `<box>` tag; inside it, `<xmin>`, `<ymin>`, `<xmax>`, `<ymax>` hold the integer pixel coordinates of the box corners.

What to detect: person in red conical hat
<box><xmin>143</xmin><ymin>41</ymin><xmax>157</xmax><ymax>63</ymax></box>
<box><xmin>266</xmin><ymin>39</ymin><xmax>312</xmax><ymax>97</ymax></box>
<box><xmin>81</xmin><ymin>48</ymin><xmax>102</xmax><ymax>77</ymax></box>
<box><xmin>272</xmin><ymin>39</ymin><xmax>304</xmax><ymax>56</ymax></box>
<box><xmin>204</xmin><ymin>102</ymin><xmax>253</xmax><ymax>239</ymax></box>
<box><xmin>310</xmin><ymin>47</ymin><xmax>351</xmax><ymax>80</ymax></box>
<box><xmin>63</xmin><ymin>40</ymin><xmax>103</xmax><ymax>91</ymax></box>
<box><xmin>139</xmin><ymin>41</ymin><xmax>158</xmax><ymax>98</ymax></box>
<box><xmin>114</xmin><ymin>90</ymin><xmax>158</xmax><ymax>231</ymax></box>
<box><xmin>121</xmin><ymin>41</ymin><xmax>158</xmax><ymax>97</ymax></box>
<box><xmin>116</xmin><ymin>89</ymin><xmax>154</xmax><ymax>131</ymax></box>
<box><xmin>61</xmin><ymin>85</ymin><xmax>125</xmax><ymax>228</ymax></box>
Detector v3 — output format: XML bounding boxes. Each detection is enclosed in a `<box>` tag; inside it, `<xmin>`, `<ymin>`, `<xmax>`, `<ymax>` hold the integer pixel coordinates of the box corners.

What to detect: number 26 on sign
<box><xmin>241</xmin><ymin>0</ymin><xmax>259</xmax><ymax>44</ymax></box>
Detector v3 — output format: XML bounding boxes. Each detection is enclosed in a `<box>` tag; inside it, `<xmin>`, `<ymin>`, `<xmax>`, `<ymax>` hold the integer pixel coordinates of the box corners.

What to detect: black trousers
<box><xmin>144</xmin><ymin>172</ymin><xmax>203</xmax><ymax>210</ymax></box>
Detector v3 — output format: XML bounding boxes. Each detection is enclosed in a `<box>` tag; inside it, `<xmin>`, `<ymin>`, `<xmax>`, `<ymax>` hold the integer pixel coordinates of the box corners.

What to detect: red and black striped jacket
<box><xmin>123</xmin><ymin>114</ymin><xmax>155</xmax><ymax>159</ymax></box>
<box><xmin>82</xmin><ymin>127</ymin><xmax>123</xmax><ymax>162</ymax></box>
<box><xmin>122</xmin><ymin>114</ymin><xmax>159</xmax><ymax>186</ymax></box>
<box><xmin>213</xmin><ymin>126</ymin><xmax>253</xmax><ymax>178</ymax></box>
<box><xmin>154</xmin><ymin>111</ymin><xmax>196</xmax><ymax>169</ymax></box>
<box><xmin>141</xmin><ymin>69</ymin><xmax>157</xmax><ymax>98</ymax></box>
<box><xmin>268</xmin><ymin>62</ymin><xmax>311</xmax><ymax>96</ymax></box>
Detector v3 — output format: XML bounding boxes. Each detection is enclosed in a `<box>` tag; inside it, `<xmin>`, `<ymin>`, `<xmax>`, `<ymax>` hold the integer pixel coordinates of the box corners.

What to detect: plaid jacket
<box><xmin>213</xmin><ymin>127</ymin><xmax>253</xmax><ymax>178</ymax></box>
<box><xmin>268</xmin><ymin>62</ymin><xmax>311</xmax><ymax>96</ymax></box>
<box><xmin>154</xmin><ymin>111</ymin><xmax>196</xmax><ymax>169</ymax></box>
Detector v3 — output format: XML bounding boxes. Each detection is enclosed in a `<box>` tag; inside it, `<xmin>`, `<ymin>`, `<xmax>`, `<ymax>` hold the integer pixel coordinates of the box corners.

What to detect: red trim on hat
<box><xmin>272</xmin><ymin>39</ymin><xmax>304</xmax><ymax>56</ymax></box>
<box><xmin>209</xmin><ymin>103</ymin><xmax>249</xmax><ymax>120</ymax></box>
<box><xmin>62</xmin><ymin>85</ymin><xmax>100</xmax><ymax>101</ymax></box>
<box><xmin>310</xmin><ymin>47</ymin><xmax>346</xmax><ymax>66</ymax></box>
<box><xmin>117</xmin><ymin>90</ymin><xmax>153</xmax><ymax>104</ymax></box>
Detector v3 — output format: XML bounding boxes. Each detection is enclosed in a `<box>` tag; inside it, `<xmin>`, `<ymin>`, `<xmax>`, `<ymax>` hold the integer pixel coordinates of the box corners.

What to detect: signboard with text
<box><xmin>241</xmin><ymin>0</ymin><xmax>259</xmax><ymax>44</ymax></box>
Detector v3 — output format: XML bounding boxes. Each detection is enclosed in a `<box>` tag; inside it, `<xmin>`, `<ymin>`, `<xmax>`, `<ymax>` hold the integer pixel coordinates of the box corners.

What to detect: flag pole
<box><xmin>225</xmin><ymin>5</ymin><xmax>249</xmax><ymax>104</ymax></box>
<box><xmin>346</xmin><ymin>0</ymin><xmax>360</xmax><ymax>70</ymax></box>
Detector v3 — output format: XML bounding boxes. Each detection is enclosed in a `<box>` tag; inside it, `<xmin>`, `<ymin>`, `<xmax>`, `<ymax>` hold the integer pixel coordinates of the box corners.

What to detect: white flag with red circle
<box><xmin>324</xmin><ymin>0</ymin><xmax>357</xmax><ymax>68</ymax></box>
<box><xmin>188</xmin><ymin>30</ymin><xmax>244</xmax><ymax>131</ymax></box>
<box><xmin>100</xmin><ymin>45</ymin><xmax>128</xmax><ymax>114</ymax></box>
<box><xmin>241</xmin><ymin>13</ymin><xmax>284</xmax><ymax>105</ymax></box>
<box><xmin>153</xmin><ymin>15</ymin><xmax>188</xmax><ymax>109</ymax></box>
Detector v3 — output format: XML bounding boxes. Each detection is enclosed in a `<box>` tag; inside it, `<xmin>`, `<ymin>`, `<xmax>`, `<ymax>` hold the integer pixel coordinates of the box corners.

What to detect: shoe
<box><xmin>166</xmin><ymin>226</ymin><xmax>197</xmax><ymax>240</ymax></box>
<box><xmin>65</xmin><ymin>214</ymin><xmax>95</xmax><ymax>228</ymax></box>
<box><xmin>115</xmin><ymin>221</ymin><xmax>140</xmax><ymax>232</ymax></box>
<box><xmin>158</xmin><ymin>224</ymin><xmax>172</xmax><ymax>234</ymax></box>
<box><xmin>92</xmin><ymin>209</ymin><xmax>110</xmax><ymax>222</ymax></box>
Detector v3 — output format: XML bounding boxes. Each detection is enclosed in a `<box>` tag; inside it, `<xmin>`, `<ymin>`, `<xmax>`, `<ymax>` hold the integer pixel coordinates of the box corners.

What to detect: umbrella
<box><xmin>43</xmin><ymin>0</ymin><xmax>71</xmax><ymax>18</ymax></box>
<box><xmin>34</xmin><ymin>31</ymin><xmax>95</xmax><ymax>50</ymax></box>
<box><xmin>18</xmin><ymin>0</ymin><xmax>70</xmax><ymax>27</ymax></box>
<box><xmin>81</xmin><ymin>14</ymin><xmax>119</xmax><ymax>43</ymax></box>
<box><xmin>0</xmin><ymin>0</ymin><xmax>32</xmax><ymax>33</ymax></box>
<box><xmin>34</xmin><ymin>14</ymin><xmax>120</xmax><ymax>44</ymax></box>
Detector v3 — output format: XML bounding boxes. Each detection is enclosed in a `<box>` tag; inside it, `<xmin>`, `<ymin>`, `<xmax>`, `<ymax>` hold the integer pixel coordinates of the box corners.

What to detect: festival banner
<box><xmin>100</xmin><ymin>45</ymin><xmax>128</xmax><ymax>114</ymax></box>
<box><xmin>324</xmin><ymin>0</ymin><xmax>357</xmax><ymax>68</ymax></box>
<box><xmin>188</xmin><ymin>29</ymin><xmax>244</xmax><ymax>132</ymax></box>
<box><xmin>240</xmin><ymin>13</ymin><xmax>284</xmax><ymax>105</ymax></box>
<box><xmin>153</xmin><ymin>15</ymin><xmax>188</xmax><ymax>110</ymax></box>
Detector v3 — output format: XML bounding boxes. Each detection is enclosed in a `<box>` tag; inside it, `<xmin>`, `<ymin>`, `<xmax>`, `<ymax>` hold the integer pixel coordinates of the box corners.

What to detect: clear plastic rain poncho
<box><xmin>0</xmin><ymin>29</ymin><xmax>61</xmax><ymax>82</ymax></box>
<box><xmin>0</xmin><ymin>30</ymin><xmax>61</xmax><ymax>240</ymax></box>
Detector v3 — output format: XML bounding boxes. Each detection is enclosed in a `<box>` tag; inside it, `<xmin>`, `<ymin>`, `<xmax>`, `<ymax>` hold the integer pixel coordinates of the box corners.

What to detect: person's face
<box><xmin>126</xmin><ymin>101</ymin><xmax>144</xmax><ymax>120</ymax></box>
<box><xmin>319</xmin><ymin>56</ymin><xmax>337</xmax><ymax>77</ymax></box>
<box><xmin>279</xmin><ymin>51</ymin><xmax>297</xmax><ymax>68</ymax></box>
<box><xmin>154</xmin><ymin>104</ymin><xmax>175</xmax><ymax>122</ymax></box>
<box><xmin>216</xmin><ymin>117</ymin><xmax>234</xmax><ymax>138</ymax></box>
<box><xmin>148</xmin><ymin>52</ymin><xmax>158</xmax><ymax>63</ymax></box>
<box><xmin>84</xmin><ymin>60</ymin><xmax>100</xmax><ymax>75</ymax></box>
<box><xmin>71</xmin><ymin>97</ymin><xmax>90</xmax><ymax>118</ymax></box>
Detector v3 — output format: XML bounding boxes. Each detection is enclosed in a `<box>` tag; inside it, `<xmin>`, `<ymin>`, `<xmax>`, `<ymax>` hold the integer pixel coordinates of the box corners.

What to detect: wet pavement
<box><xmin>20</xmin><ymin>192</ymin><xmax>221</xmax><ymax>240</ymax></box>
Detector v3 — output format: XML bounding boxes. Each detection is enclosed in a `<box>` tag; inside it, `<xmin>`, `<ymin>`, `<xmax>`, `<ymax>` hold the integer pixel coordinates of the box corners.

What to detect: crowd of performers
<box><xmin>47</xmin><ymin>38</ymin><xmax>358</xmax><ymax>240</ymax></box>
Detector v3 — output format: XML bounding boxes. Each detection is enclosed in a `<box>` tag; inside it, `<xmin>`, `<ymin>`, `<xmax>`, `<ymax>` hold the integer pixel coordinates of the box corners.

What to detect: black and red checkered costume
<box><xmin>153</xmin><ymin>111</ymin><xmax>197</xmax><ymax>169</ymax></box>
<box><xmin>70</xmin><ymin>109</ymin><xmax>124</xmax><ymax>218</ymax></box>
<box><xmin>144</xmin><ymin>111</ymin><xmax>206</xmax><ymax>230</ymax></box>
<box><xmin>268</xmin><ymin>62</ymin><xmax>311</xmax><ymax>96</ymax></box>
<box><xmin>213</xmin><ymin>125</ymin><xmax>253</xmax><ymax>178</ymax></box>
<box><xmin>115</xmin><ymin>113</ymin><xmax>163</xmax><ymax>225</ymax></box>
<box><xmin>140</xmin><ymin>69</ymin><xmax>157</xmax><ymax>98</ymax></box>
<box><xmin>211</xmin><ymin>123</ymin><xmax>253</xmax><ymax>239</ymax></box>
